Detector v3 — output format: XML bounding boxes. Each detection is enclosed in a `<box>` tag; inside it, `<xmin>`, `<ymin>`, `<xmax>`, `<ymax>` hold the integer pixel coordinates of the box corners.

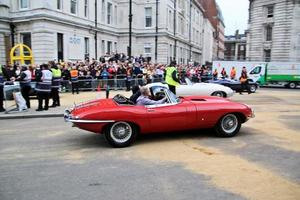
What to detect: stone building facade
<box><xmin>0</xmin><ymin>0</ymin><xmax>219</xmax><ymax>65</ymax></box>
<box><xmin>247</xmin><ymin>0</ymin><xmax>300</xmax><ymax>62</ymax></box>
<box><xmin>224</xmin><ymin>30</ymin><xmax>247</xmax><ymax>61</ymax></box>
<box><xmin>198</xmin><ymin>0</ymin><xmax>225</xmax><ymax>61</ymax></box>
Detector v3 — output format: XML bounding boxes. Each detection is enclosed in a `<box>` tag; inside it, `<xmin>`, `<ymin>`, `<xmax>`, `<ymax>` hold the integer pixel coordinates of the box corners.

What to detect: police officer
<box><xmin>17</xmin><ymin>65</ymin><xmax>32</xmax><ymax>108</ymax></box>
<box><xmin>50</xmin><ymin>64</ymin><xmax>61</xmax><ymax>107</ymax></box>
<box><xmin>0</xmin><ymin>64</ymin><xmax>5</xmax><ymax>112</ymax></box>
<box><xmin>35</xmin><ymin>64</ymin><xmax>52</xmax><ymax>111</ymax></box>
<box><xmin>70</xmin><ymin>65</ymin><xmax>79</xmax><ymax>94</ymax></box>
<box><xmin>165</xmin><ymin>61</ymin><xmax>180</xmax><ymax>95</ymax></box>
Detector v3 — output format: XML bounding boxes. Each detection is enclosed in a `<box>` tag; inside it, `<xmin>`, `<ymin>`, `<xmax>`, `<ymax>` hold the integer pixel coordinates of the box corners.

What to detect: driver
<box><xmin>136</xmin><ymin>86</ymin><xmax>167</xmax><ymax>106</ymax></box>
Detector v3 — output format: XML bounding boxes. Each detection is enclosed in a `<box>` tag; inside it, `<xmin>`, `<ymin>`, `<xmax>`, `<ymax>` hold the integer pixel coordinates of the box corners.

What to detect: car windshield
<box><xmin>185</xmin><ymin>77</ymin><xmax>193</xmax><ymax>85</ymax></box>
<box><xmin>168</xmin><ymin>89</ymin><xmax>181</xmax><ymax>103</ymax></box>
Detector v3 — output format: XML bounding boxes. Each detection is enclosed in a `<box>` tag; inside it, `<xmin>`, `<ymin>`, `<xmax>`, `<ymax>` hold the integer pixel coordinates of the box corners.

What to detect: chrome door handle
<box><xmin>147</xmin><ymin>109</ymin><xmax>155</xmax><ymax>112</ymax></box>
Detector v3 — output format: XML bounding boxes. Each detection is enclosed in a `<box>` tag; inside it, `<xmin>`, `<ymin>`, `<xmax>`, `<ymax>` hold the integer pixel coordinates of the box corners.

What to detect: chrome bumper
<box><xmin>64</xmin><ymin>109</ymin><xmax>115</xmax><ymax>123</ymax></box>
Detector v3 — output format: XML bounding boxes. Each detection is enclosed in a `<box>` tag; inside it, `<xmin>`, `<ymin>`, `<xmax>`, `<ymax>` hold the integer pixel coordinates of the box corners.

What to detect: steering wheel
<box><xmin>154</xmin><ymin>91</ymin><xmax>166</xmax><ymax>100</ymax></box>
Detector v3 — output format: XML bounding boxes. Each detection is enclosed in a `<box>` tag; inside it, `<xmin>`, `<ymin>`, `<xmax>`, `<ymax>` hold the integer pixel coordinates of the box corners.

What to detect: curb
<box><xmin>0</xmin><ymin>113</ymin><xmax>64</xmax><ymax>120</ymax></box>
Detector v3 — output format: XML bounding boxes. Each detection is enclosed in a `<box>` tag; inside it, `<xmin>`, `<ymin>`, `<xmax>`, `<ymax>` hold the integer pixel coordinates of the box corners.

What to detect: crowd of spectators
<box><xmin>1</xmin><ymin>52</ymin><xmax>213</xmax><ymax>88</ymax></box>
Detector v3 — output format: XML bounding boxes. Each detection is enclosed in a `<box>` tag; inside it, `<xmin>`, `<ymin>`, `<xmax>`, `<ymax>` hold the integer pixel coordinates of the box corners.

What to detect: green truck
<box><xmin>248</xmin><ymin>62</ymin><xmax>300</xmax><ymax>89</ymax></box>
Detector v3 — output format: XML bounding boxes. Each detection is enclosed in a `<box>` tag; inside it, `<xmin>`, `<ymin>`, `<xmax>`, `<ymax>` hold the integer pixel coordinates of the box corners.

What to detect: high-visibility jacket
<box><xmin>0</xmin><ymin>65</ymin><xmax>4</xmax><ymax>87</ymax></box>
<box><xmin>35</xmin><ymin>70</ymin><xmax>52</xmax><ymax>93</ymax></box>
<box><xmin>230</xmin><ymin>69</ymin><xmax>236</xmax><ymax>79</ymax></box>
<box><xmin>19</xmin><ymin>70</ymin><xmax>32</xmax><ymax>87</ymax></box>
<box><xmin>51</xmin><ymin>68</ymin><xmax>62</xmax><ymax>88</ymax></box>
<box><xmin>70</xmin><ymin>69</ymin><xmax>79</xmax><ymax>83</ymax></box>
<box><xmin>165</xmin><ymin>66</ymin><xmax>179</xmax><ymax>86</ymax></box>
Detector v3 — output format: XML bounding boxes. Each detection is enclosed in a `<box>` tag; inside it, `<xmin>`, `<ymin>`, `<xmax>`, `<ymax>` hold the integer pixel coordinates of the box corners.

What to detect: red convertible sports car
<box><xmin>64</xmin><ymin>85</ymin><xmax>254</xmax><ymax>147</ymax></box>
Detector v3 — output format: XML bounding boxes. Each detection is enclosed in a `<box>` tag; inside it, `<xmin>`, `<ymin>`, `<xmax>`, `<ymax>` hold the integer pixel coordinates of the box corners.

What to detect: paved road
<box><xmin>0</xmin><ymin>88</ymin><xmax>300</xmax><ymax>200</ymax></box>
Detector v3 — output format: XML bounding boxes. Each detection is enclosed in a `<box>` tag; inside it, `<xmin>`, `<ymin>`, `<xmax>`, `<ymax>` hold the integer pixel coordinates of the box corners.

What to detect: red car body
<box><xmin>65</xmin><ymin>88</ymin><xmax>254</xmax><ymax>147</ymax></box>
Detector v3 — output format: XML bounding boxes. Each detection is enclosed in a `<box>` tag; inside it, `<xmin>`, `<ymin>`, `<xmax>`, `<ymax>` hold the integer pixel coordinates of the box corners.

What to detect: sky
<box><xmin>216</xmin><ymin>0</ymin><xmax>249</xmax><ymax>36</ymax></box>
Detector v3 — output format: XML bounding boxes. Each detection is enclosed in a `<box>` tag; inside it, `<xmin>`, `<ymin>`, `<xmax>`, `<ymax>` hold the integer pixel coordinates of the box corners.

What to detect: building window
<box><xmin>57</xmin><ymin>0</ymin><xmax>62</xmax><ymax>10</ymax></box>
<box><xmin>57</xmin><ymin>33</ymin><xmax>64</xmax><ymax>61</ymax></box>
<box><xmin>107</xmin><ymin>2</ymin><xmax>112</xmax><ymax>24</ymax></box>
<box><xmin>145</xmin><ymin>7</ymin><xmax>152</xmax><ymax>27</ymax></box>
<box><xmin>84</xmin><ymin>37</ymin><xmax>89</xmax><ymax>58</ymax></box>
<box><xmin>266</xmin><ymin>26</ymin><xmax>272</xmax><ymax>41</ymax></box>
<box><xmin>84</xmin><ymin>0</ymin><xmax>88</xmax><ymax>17</ymax></box>
<box><xmin>20</xmin><ymin>0</ymin><xmax>29</xmax><ymax>9</ymax></box>
<box><xmin>101</xmin><ymin>40</ymin><xmax>105</xmax><ymax>54</ymax></box>
<box><xmin>107</xmin><ymin>41</ymin><xmax>112</xmax><ymax>54</ymax></box>
<box><xmin>70</xmin><ymin>0</ymin><xmax>77</xmax><ymax>14</ymax></box>
<box><xmin>267</xmin><ymin>5</ymin><xmax>274</xmax><ymax>18</ymax></box>
<box><xmin>114</xmin><ymin>6</ymin><xmax>117</xmax><ymax>25</ymax></box>
<box><xmin>264</xmin><ymin>49</ymin><xmax>271</xmax><ymax>62</ymax></box>
<box><xmin>21</xmin><ymin>33</ymin><xmax>31</xmax><ymax>49</ymax></box>
<box><xmin>101</xmin><ymin>0</ymin><xmax>105</xmax><ymax>22</ymax></box>
<box><xmin>144</xmin><ymin>43</ymin><xmax>152</xmax><ymax>54</ymax></box>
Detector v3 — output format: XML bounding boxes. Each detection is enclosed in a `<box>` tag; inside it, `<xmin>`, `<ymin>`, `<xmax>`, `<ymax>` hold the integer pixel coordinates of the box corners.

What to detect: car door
<box><xmin>145</xmin><ymin>102</ymin><xmax>188</xmax><ymax>133</ymax></box>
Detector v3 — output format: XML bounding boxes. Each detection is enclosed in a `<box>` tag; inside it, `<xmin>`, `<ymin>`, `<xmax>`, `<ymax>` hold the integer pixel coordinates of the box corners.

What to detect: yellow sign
<box><xmin>10</xmin><ymin>43</ymin><xmax>34</xmax><ymax>65</ymax></box>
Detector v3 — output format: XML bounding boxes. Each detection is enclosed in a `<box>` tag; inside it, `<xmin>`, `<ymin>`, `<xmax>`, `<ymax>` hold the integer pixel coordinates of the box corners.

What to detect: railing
<box><xmin>61</xmin><ymin>75</ymin><xmax>164</xmax><ymax>92</ymax></box>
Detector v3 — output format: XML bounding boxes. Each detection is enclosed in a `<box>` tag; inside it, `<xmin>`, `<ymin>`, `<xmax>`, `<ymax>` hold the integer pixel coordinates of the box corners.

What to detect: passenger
<box><xmin>136</xmin><ymin>86</ymin><xmax>167</xmax><ymax>106</ymax></box>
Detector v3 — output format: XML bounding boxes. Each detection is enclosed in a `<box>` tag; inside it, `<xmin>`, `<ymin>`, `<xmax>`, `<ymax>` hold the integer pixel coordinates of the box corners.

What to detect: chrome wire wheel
<box><xmin>221</xmin><ymin>114</ymin><xmax>238</xmax><ymax>134</ymax></box>
<box><xmin>110</xmin><ymin>122</ymin><xmax>132</xmax><ymax>144</ymax></box>
<box><xmin>212</xmin><ymin>91</ymin><xmax>224</xmax><ymax>97</ymax></box>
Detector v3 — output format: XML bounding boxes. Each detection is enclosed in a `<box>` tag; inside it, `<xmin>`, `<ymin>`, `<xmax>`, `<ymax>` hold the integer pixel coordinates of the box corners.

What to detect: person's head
<box><xmin>21</xmin><ymin>65</ymin><xmax>28</xmax><ymax>71</ymax></box>
<box><xmin>140</xmin><ymin>86</ymin><xmax>150</xmax><ymax>96</ymax></box>
<box><xmin>169</xmin><ymin>60</ymin><xmax>177</xmax><ymax>67</ymax></box>
<box><xmin>41</xmin><ymin>64</ymin><xmax>49</xmax><ymax>70</ymax></box>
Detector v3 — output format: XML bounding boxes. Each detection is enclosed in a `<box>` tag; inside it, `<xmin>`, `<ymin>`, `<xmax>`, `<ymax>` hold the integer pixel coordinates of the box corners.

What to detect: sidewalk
<box><xmin>0</xmin><ymin>90</ymin><xmax>131</xmax><ymax>120</ymax></box>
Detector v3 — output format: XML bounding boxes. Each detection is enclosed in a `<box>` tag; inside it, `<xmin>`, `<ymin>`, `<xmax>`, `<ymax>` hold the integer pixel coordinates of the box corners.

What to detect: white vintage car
<box><xmin>147</xmin><ymin>78</ymin><xmax>234</xmax><ymax>98</ymax></box>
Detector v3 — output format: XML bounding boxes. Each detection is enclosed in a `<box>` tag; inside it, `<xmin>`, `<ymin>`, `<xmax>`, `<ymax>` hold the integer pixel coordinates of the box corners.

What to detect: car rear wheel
<box><xmin>249</xmin><ymin>85</ymin><xmax>257</xmax><ymax>93</ymax></box>
<box><xmin>215</xmin><ymin>114</ymin><xmax>241</xmax><ymax>137</ymax></box>
<box><xmin>212</xmin><ymin>91</ymin><xmax>224</xmax><ymax>97</ymax></box>
<box><xmin>104</xmin><ymin>121</ymin><xmax>137</xmax><ymax>147</ymax></box>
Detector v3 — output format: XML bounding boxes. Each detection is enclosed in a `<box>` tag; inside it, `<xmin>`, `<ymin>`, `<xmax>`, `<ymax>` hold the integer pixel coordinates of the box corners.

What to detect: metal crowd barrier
<box><xmin>61</xmin><ymin>76</ymin><xmax>164</xmax><ymax>92</ymax></box>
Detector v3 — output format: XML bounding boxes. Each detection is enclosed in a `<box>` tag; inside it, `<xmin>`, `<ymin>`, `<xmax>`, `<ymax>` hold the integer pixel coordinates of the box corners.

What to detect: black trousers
<box><xmin>51</xmin><ymin>88</ymin><xmax>60</xmax><ymax>106</ymax></box>
<box><xmin>21</xmin><ymin>85</ymin><xmax>31</xmax><ymax>108</ymax></box>
<box><xmin>0</xmin><ymin>86</ymin><xmax>4</xmax><ymax>110</ymax></box>
<box><xmin>241</xmin><ymin>81</ymin><xmax>250</xmax><ymax>93</ymax></box>
<box><xmin>37</xmin><ymin>92</ymin><xmax>50</xmax><ymax>110</ymax></box>
<box><xmin>72</xmin><ymin>82</ymin><xmax>79</xmax><ymax>94</ymax></box>
<box><xmin>168</xmin><ymin>84</ymin><xmax>176</xmax><ymax>95</ymax></box>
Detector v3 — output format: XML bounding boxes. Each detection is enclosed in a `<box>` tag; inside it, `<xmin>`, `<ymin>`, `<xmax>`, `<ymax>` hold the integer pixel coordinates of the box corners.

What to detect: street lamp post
<box><xmin>155</xmin><ymin>0</ymin><xmax>158</xmax><ymax>63</ymax></box>
<box><xmin>128</xmin><ymin>0</ymin><xmax>132</xmax><ymax>58</ymax></box>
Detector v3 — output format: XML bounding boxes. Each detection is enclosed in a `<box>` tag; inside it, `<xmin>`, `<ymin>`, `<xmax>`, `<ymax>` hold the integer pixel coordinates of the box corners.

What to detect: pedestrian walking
<box><xmin>70</xmin><ymin>65</ymin><xmax>79</xmax><ymax>94</ymax></box>
<box><xmin>35</xmin><ymin>64</ymin><xmax>52</xmax><ymax>111</ymax></box>
<box><xmin>17</xmin><ymin>65</ymin><xmax>32</xmax><ymax>108</ymax></box>
<box><xmin>165</xmin><ymin>61</ymin><xmax>180</xmax><ymax>95</ymax></box>
<box><xmin>0</xmin><ymin>64</ymin><xmax>6</xmax><ymax>112</ymax></box>
<box><xmin>230</xmin><ymin>67</ymin><xmax>236</xmax><ymax>80</ymax></box>
<box><xmin>50</xmin><ymin>64</ymin><xmax>62</xmax><ymax>107</ymax></box>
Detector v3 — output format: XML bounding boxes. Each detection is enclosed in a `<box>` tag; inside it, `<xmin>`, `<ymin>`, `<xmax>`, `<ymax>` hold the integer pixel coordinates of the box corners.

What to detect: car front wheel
<box><xmin>104</xmin><ymin>121</ymin><xmax>137</xmax><ymax>147</ymax></box>
<box><xmin>215</xmin><ymin>114</ymin><xmax>241</xmax><ymax>137</ymax></box>
<box><xmin>212</xmin><ymin>91</ymin><xmax>224</xmax><ymax>97</ymax></box>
